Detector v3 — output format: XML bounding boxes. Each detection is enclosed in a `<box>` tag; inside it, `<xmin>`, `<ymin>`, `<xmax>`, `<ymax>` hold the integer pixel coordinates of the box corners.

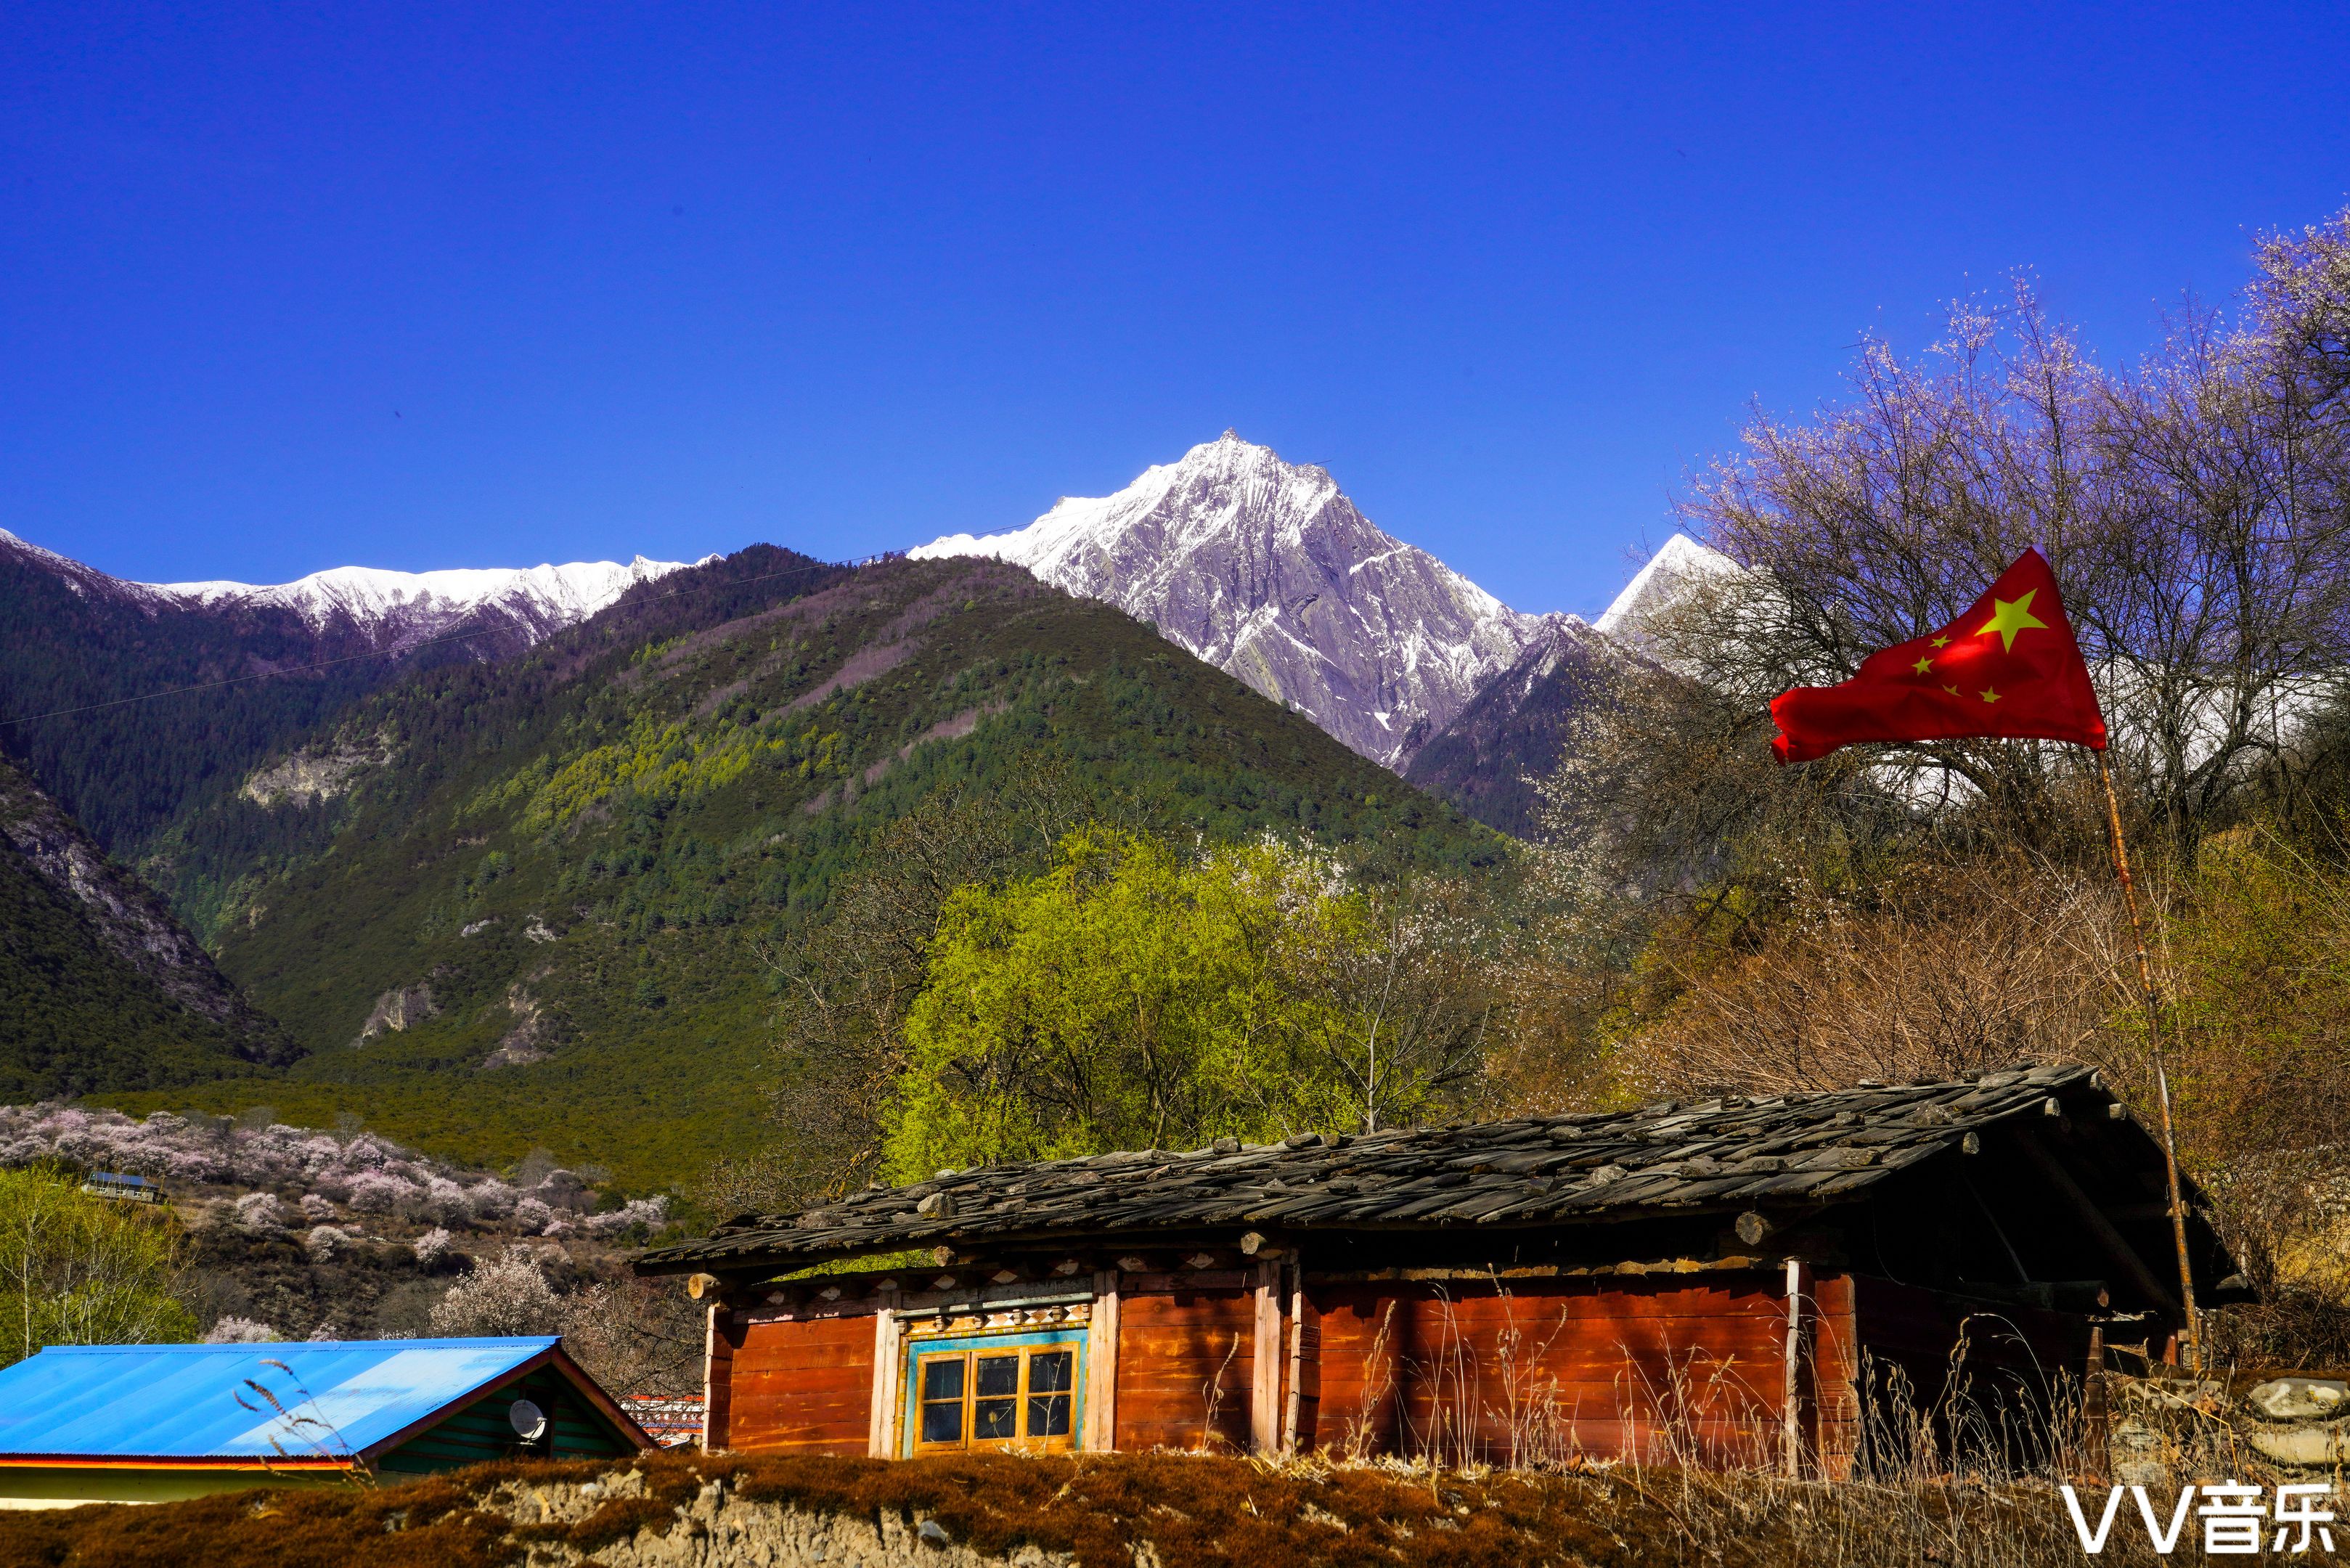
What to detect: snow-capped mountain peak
<box><xmin>150</xmin><ymin>555</ymin><xmax>701</xmax><ymax>642</ymax></box>
<box><xmin>1592</xmin><ymin>532</ymin><xmax>1742</xmax><ymax>640</ymax></box>
<box><xmin>0</xmin><ymin>527</ymin><xmax>709</xmax><ymax>657</ymax></box>
<box><xmin>137</xmin><ymin>553</ymin><xmax>711</xmax><ymax>655</ymax></box>
<box><xmin>913</xmin><ymin>432</ymin><xmax>1540</xmax><ymax>768</ymax></box>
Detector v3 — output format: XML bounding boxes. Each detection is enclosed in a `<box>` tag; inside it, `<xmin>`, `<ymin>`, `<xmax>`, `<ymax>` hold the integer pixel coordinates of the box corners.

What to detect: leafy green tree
<box><xmin>886</xmin><ymin>828</ymin><xmax>1502</xmax><ymax>1177</ymax></box>
<box><xmin>0</xmin><ymin>1167</ymin><xmax>195</xmax><ymax>1369</ymax></box>
<box><xmin>888</xmin><ymin>827</ymin><xmax>1324</xmax><ymax>1175</ymax></box>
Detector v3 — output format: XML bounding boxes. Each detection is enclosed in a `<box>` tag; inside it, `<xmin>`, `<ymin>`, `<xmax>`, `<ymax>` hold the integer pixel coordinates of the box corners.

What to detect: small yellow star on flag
<box><xmin>1932</xmin><ymin>635</ymin><xmax>1950</xmax><ymax>649</ymax></box>
<box><xmin>1943</xmin><ymin>684</ymin><xmax>1960</xmax><ymax>697</ymax></box>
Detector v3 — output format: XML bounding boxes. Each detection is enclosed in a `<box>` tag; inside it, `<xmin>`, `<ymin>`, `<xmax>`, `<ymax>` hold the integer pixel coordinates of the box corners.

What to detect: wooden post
<box><xmin>701</xmin><ymin>1301</ymin><xmax>735</xmax><ymax>1452</ymax></box>
<box><xmin>1281</xmin><ymin>1254</ymin><xmax>1306</xmax><ymax>1454</ymax></box>
<box><xmin>1084</xmin><ymin>1269</ymin><xmax>1122</xmax><ymax>1452</ymax></box>
<box><xmin>2094</xmin><ymin>749</ymin><xmax>2202</xmax><ymax>1372</ymax></box>
<box><xmin>1782</xmin><ymin>1259</ymin><xmax>1811</xmax><ymax>1478</ymax></box>
<box><xmin>1250</xmin><ymin>1257</ymin><xmax>1284</xmax><ymax>1454</ymax></box>
<box><xmin>867</xmin><ymin>1284</ymin><xmax>904</xmax><ymax>1458</ymax></box>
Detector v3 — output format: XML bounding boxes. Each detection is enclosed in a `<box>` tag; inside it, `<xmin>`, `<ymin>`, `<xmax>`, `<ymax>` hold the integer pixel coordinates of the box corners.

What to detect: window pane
<box><xmin>976</xmin><ymin>1355</ymin><xmax>1020</xmax><ymax>1397</ymax></box>
<box><xmin>974</xmin><ymin>1396</ymin><xmax>1016</xmax><ymax>1438</ymax></box>
<box><xmin>1027</xmin><ymin>1392</ymin><xmax>1072</xmax><ymax>1437</ymax></box>
<box><xmin>922</xmin><ymin>1359</ymin><xmax>966</xmax><ymax>1401</ymax></box>
<box><xmin>921</xmin><ymin>1399</ymin><xmax>965</xmax><ymax>1445</ymax></box>
<box><xmin>1029</xmin><ymin>1350</ymin><xmax>1074</xmax><ymax>1393</ymax></box>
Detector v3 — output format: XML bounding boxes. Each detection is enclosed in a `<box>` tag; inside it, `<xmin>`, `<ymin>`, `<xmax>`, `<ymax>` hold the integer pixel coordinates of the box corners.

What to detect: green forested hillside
<box><xmin>0</xmin><ymin>761</ymin><xmax>293</xmax><ymax>1097</ymax></box>
<box><xmin>115</xmin><ymin>550</ymin><xmax>1496</xmax><ymax>1187</ymax></box>
<box><xmin>0</xmin><ymin>535</ymin><xmax>473</xmax><ymax>857</ymax></box>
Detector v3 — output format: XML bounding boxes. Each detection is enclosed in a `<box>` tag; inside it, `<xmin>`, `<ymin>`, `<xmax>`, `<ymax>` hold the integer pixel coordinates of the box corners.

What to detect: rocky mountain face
<box><xmin>913</xmin><ymin>433</ymin><xmax>1542</xmax><ymax>768</ymax></box>
<box><xmin>1401</xmin><ymin>616</ymin><xmax>1619</xmax><ymax>838</ymax></box>
<box><xmin>1591</xmin><ymin>531</ymin><xmax>1744</xmax><ymax>650</ymax></box>
<box><xmin>1403</xmin><ymin>533</ymin><xmax>1743</xmax><ymax>837</ymax></box>
<box><xmin>0</xmin><ymin>758</ymin><xmax>293</xmax><ymax>1095</ymax></box>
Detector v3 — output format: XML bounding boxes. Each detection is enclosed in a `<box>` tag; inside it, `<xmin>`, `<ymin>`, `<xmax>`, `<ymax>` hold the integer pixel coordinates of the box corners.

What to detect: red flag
<box><xmin>1771</xmin><ymin>548</ymin><xmax>2106</xmax><ymax>764</ymax></box>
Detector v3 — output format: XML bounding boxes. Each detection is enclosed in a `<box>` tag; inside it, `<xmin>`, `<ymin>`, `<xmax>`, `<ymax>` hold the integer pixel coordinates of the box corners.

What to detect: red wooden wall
<box><xmin>711</xmin><ymin>1313</ymin><xmax>874</xmax><ymax>1455</ymax></box>
<box><xmin>701</xmin><ymin>1269</ymin><xmax>1901</xmax><ymax>1477</ymax></box>
<box><xmin>1302</xmin><ymin>1275</ymin><xmax>1841</xmax><ymax>1469</ymax></box>
<box><xmin>1112</xmin><ymin>1287</ymin><xmax>1256</xmax><ymax>1453</ymax></box>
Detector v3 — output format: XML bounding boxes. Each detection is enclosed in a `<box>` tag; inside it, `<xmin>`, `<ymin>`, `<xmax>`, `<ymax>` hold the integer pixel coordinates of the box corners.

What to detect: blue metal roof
<box><xmin>0</xmin><ymin>1338</ymin><xmax>562</xmax><ymax>1461</ymax></box>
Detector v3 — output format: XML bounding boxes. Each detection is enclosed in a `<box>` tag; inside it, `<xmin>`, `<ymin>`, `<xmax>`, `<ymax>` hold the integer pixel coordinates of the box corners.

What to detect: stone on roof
<box><xmin>638</xmin><ymin>1064</ymin><xmax>2108</xmax><ymax>1275</ymax></box>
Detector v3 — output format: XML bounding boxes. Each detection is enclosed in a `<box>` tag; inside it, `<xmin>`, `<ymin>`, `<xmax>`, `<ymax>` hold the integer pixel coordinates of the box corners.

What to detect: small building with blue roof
<box><xmin>0</xmin><ymin>1336</ymin><xmax>653</xmax><ymax>1508</ymax></box>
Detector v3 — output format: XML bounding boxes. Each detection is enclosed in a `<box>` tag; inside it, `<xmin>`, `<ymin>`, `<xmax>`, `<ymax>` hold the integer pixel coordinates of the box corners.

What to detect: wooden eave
<box><xmin>642</xmin><ymin>1064</ymin><xmax>2233</xmax><ymax>1285</ymax></box>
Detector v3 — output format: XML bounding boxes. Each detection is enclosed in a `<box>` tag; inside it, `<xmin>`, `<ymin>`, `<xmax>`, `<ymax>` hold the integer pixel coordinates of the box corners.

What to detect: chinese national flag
<box><xmin>1771</xmin><ymin>548</ymin><xmax>2106</xmax><ymax>764</ymax></box>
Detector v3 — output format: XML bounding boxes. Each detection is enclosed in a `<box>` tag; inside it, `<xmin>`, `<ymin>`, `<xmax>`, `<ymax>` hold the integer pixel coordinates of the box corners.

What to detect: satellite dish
<box><xmin>509</xmin><ymin>1398</ymin><xmax>547</xmax><ymax>1442</ymax></box>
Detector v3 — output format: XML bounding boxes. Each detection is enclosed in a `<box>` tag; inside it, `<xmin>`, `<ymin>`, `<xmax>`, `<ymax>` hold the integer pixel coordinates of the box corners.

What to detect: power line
<box><xmin>0</xmin><ymin>556</ymin><xmax>857</xmax><ymax>730</ymax></box>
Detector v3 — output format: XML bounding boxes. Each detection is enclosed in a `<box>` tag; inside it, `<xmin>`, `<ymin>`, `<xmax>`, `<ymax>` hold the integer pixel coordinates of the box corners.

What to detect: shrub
<box><xmin>201</xmin><ymin>1316</ymin><xmax>277</xmax><ymax>1344</ymax></box>
<box><xmin>0</xmin><ymin>1165</ymin><xmax>195</xmax><ymax>1368</ymax></box>
<box><xmin>427</xmin><ymin>1246</ymin><xmax>563</xmax><ymax>1336</ymax></box>
<box><xmin>232</xmin><ymin>1191</ymin><xmax>284</xmax><ymax>1230</ymax></box>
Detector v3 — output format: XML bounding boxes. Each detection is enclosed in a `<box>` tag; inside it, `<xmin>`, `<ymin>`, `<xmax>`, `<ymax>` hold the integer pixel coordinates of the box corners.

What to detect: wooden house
<box><xmin>0</xmin><ymin>1336</ymin><xmax>651</xmax><ymax>1508</ymax></box>
<box><xmin>637</xmin><ymin>1064</ymin><xmax>2243</xmax><ymax>1476</ymax></box>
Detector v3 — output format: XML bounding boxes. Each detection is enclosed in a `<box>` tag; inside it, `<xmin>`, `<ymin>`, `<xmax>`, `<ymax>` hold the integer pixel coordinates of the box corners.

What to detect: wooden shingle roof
<box><xmin>640</xmin><ymin>1063</ymin><xmax>2118</xmax><ymax>1275</ymax></box>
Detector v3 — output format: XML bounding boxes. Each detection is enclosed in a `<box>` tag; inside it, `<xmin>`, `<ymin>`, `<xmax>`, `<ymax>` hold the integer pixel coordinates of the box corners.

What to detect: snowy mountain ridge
<box><xmin>147</xmin><ymin>555</ymin><xmax>706</xmax><ymax>648</ymax></box>
<box><xmin>913</xmin><ymin>432</ymin><xmax>1736</xmax><ymax>772</ymax></box>
<box><xmin>0</xmin><ymin>528</ymin><xmax>708</xmax><ymax>658</ymax></box>
<box><xmin>913</xmin><ymin>432</ymin><xmax>1549</xmax><ymax>767</ymax></box>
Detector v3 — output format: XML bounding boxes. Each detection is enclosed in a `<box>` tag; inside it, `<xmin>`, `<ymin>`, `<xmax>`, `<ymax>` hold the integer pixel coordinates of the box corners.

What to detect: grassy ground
<box><xmin>0</xmin><ymin>1449</ymin><xmax>2192</xmax><ymax>1567</ymax></box>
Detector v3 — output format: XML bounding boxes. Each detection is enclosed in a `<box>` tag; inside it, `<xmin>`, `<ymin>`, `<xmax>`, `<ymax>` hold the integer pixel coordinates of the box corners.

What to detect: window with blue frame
<box><xmin>904</xmin><ymin>1329</ymin><xmax>1083</xmax><ymax>1454</ymax></box>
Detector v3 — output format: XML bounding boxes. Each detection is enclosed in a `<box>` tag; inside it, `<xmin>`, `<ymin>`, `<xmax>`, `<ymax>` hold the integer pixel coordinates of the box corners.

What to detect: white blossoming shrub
<box><xmin>346</xmin><ymin>1170</ymin><xmax>421</xmax><ymax>1214</ymax></box>
<box><xmin>203</xmin><ymin>1316</ymin><xmax>279</xmax><ymax>1343</ymax></box>
<box><xmin>303</xmin><ymin>1225</ymin><xmax>348</xmax><ymax>1260</ymax></box>
<box><xmin>427</xmin><ymin>1245</ymin><xmax>564</xmax><ymax>1337</ymax></box>
<box><xmin>583</xmin><ymin>1196</ymin><xmax>669</xmax><ymax>1236</ymax></box>
<box><xmin>233</xmin><ymin>1191</ymin><xmax>285</xmax><ymax>1230</ymax></box>
<box><xmin>423</xmin><ymin>1177</ymin><xmax>472</xmax><ymax>1224</ymax></box>
<box><xmin>412</xmin><ymin>1227</ymin><xmax>453</xmax><ymax>1265</ymax></box>
<box><xmin>465</xmin><ymin>1180</ymin><xmax>518</xmax><ymax>1222</ymax></box>
<box><xmin>0</xmin><ymin>1103</ymin><xmax>665</xmax><ymax>1245</ymax></box>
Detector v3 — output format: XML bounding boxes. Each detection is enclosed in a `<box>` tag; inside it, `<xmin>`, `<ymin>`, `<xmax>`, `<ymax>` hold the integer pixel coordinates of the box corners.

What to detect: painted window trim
<box><xmin>897</xmin><ymin>1328</ymin><xmax>1086</xmax><ymax>1458</ymax></box>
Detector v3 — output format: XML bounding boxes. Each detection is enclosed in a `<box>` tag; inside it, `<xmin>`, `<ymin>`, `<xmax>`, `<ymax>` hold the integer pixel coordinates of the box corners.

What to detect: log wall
<box><xmin>1111</xmin><ymin>1286</ymin><xmax>1255</xmax><ymax>1454</ymax></box>
<box><xmin>1300</xmin><ymin>1273</ymin><xmax>1851</xmax><ymax>1470</ymax></box>
<box><xmin>712</xmin><ymin>1313</ymin><xmax>875</xmax><ymax>1456</ymax></box>
<box><xmin>695</xmin><ymin>1266</ymin><xmax>1965</xmax><ymax>1477</ymax></box>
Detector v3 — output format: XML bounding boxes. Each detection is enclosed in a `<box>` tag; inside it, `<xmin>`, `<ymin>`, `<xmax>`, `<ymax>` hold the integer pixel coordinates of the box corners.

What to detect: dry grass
<box><xmin>0</xmin><ymin>1447</ymin><xmax>2208</xmax><ymax>1568</ymax></box>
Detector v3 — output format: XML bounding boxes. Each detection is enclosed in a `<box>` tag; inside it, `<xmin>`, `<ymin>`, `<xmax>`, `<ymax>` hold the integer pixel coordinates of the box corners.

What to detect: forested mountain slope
<box><xmin>0</xmin><ymin>759</ymin><xmax>293</xmax><ymax>1097</ymax></box>
<box><xmin>121</xmin><ymin>549</ymin><xmax>1496</xmax><ymax>1187</ymax></box>
<box><xmin>0</xmin><ymin>531</ymin><xmax>550</xmax><ymax>858</ymax></box>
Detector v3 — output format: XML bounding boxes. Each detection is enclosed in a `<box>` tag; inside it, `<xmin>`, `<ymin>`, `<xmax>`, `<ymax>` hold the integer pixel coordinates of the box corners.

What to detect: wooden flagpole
<box><xmin>2093</xmin><ymin>748</ymin><xmax>2201</xmax><ymax>1372</ymax></box>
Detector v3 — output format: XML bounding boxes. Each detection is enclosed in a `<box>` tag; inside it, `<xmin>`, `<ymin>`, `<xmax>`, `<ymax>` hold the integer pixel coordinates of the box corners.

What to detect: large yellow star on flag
<box><xmin>1977</xmin><ymin>588</ymin><xmax>2049</xmax><ymax>653</ymax></box>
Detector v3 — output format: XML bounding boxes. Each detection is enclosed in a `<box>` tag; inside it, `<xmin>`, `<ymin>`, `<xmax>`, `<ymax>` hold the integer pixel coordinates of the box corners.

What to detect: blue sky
<box><xmin>4</xmin><ymin>3</ymin><xmax>2348</xmax><ymax>617</ymax></box>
